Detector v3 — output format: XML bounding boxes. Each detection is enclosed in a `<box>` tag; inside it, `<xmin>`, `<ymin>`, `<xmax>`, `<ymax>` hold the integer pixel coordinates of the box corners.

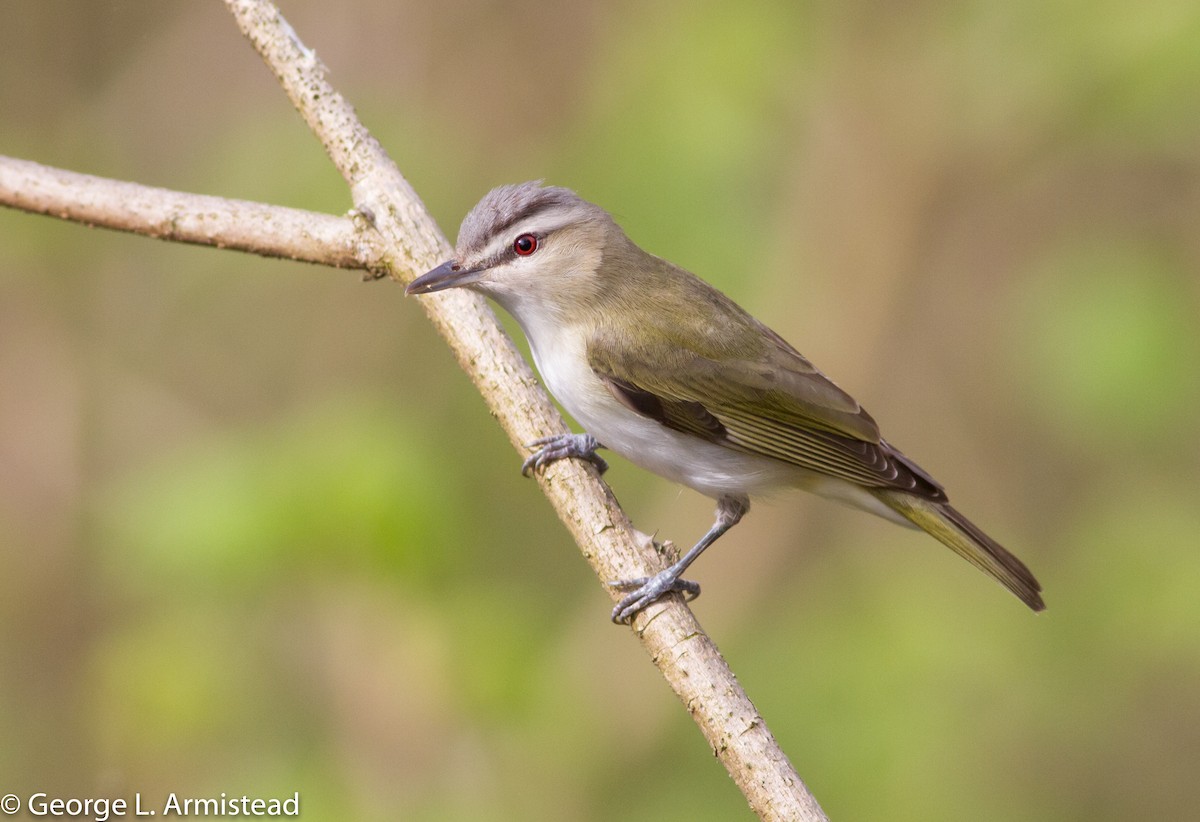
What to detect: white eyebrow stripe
<box><xmin>473</xmin><ymin>208</ymin><xmax>584</xmax><ymax>261</ymax></box>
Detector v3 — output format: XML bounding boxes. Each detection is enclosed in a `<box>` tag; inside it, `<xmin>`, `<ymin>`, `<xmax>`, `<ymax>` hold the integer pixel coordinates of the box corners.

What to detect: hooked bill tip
<box><xmin>405</xmin><ymin>259</ymin><xmax>466</xmax><ymax>296</ymax></box>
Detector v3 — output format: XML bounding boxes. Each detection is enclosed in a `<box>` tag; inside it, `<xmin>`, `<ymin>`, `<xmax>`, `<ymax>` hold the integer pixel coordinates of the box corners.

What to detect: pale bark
<box><xmin>0</xmin><ymin>156</ymin><xmax>380</xmax><ymax>270</ymax></box>
<box><xmin>0</xmin><ymin>2</ymin><xmax>829</xmax><ymax>818</ymax></box>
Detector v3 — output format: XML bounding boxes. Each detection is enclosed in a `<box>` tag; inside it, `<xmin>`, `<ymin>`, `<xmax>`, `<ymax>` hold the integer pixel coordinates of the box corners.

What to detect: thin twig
<box><xmin>0</xmin><ymin>156</ymin><xmax>381</xmax><ymax>270</ymax></box>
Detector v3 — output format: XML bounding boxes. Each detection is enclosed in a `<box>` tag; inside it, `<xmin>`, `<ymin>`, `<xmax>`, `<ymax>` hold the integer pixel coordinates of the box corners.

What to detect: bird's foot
<box><xmin>521</xmin><ymin>433</ymin><xmax>608</xmax><ymax>477</ymax></box>
<box><xmin>608</xmin><ymin>570</ymin><xmax>701</xmax><ymax>624</ymax></box>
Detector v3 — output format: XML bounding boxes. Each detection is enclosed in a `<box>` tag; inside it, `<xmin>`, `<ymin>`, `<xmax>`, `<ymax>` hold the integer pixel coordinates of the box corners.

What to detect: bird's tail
<box><xmin>873</xmin><ymin>490</ymin><xmax>1045</xmax><ymax>612</ymax></box>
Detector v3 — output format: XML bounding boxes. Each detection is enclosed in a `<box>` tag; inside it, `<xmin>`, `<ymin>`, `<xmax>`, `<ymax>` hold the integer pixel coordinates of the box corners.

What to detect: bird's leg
<box><xmin>521</xmin><ymin>432</ymin><xmax>608</xmax><ymax>477</ymax></box>
<box><xmin>609</xmin><ymin>494</ymin><xmax>749</xmax><ymax>624</ymax></box>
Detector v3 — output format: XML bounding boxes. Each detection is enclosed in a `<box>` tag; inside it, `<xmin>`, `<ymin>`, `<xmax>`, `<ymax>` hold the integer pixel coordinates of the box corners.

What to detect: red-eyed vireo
<box><xmin>407</xmin><ymin>182</ymin><xmax>1044</xmax><ymax>623</ymax></box>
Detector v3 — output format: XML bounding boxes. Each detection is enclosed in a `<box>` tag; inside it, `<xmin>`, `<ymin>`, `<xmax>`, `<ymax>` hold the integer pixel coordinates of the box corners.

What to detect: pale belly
<box><xmin>524</xmin><ymin>321</ymin><xmax>911</xmax><ymax>525</ymax></box>
<box><xmin>527</xmin><ymin>324</ymin><xmax>800</xmax><ymax>499</ymax></box>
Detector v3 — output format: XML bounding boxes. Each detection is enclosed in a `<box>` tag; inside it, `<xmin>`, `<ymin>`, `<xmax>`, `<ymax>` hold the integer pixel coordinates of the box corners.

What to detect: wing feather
<box><xmin>589</xmin><ymin>326</ymin><xmax>945</xmax><ymax>501</ymax></box>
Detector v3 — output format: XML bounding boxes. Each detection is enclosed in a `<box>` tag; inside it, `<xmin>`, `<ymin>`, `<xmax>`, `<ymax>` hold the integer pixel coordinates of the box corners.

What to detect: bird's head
<box><xmin>406</xmin><ymin>181</ymin><xmax>627</xmax><ymax>323</ymax></box>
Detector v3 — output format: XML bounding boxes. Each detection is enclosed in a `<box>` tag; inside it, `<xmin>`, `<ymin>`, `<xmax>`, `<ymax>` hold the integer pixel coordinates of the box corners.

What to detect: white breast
<box><xmin>523</xmin><ymin>320</ymin><xmax>799</xmax><ymax>500</ymax></box>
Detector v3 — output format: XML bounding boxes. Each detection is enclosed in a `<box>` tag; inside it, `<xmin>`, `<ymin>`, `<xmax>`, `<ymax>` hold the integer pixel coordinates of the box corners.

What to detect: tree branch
<box><xmin>1</xmin><ymin>2</ymin><xmax>828</xmax><ymax>818</ymax></box>
<box><xmin>0</xmin><ymin>156</ymin><xmax>381</xmax><ymax>270</ymax></box>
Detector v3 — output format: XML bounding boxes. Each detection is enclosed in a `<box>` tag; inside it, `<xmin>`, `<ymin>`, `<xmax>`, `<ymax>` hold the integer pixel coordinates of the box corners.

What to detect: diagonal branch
<box><xmin>1</xmin><ymin>2</ymin><xmax>828</xmax><ymax>818</ymax></box>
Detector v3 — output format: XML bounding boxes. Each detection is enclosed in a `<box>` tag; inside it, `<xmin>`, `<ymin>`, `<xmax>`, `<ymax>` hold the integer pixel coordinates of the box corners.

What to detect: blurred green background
<box><xmin>2</xmin><ymin>1</ymin><xmax>1199</xmax><ymax>819</ymax></box>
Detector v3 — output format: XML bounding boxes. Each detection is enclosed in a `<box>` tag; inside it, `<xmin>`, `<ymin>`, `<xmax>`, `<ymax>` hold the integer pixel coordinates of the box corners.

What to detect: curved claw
<box><xmin>608</xmin><ymin>571</ymin><xmax>701</xmax><ymax>624</ymax></box>
<box><xmin>521</xmin><ymin>433</ymin><xmax>608</xmax><ymax>477</ymax></box>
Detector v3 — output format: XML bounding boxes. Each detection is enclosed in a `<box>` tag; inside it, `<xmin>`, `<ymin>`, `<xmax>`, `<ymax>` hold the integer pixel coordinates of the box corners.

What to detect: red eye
<box><xmin>513</xmin><ymin>233</ymin><xmax>538</xmax><ymax>256</ymax></box>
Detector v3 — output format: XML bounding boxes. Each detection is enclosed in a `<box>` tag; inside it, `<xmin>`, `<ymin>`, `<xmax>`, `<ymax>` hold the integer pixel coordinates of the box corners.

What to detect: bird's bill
<box><xmin>405</xmin><ymin>260</ymin><xmax>486</xmax><ymax>295</ymax></box>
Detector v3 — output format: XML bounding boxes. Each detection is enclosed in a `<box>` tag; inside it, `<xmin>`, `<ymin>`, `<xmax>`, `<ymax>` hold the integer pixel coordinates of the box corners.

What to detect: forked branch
<box><xmin>0</xmin><ymin>2</ymin><xmax>827</xmax><ymax>818</ymax></box>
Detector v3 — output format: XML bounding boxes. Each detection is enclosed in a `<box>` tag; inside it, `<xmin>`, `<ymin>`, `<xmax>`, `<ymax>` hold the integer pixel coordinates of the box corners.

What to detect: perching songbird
<box><xmin>406</xmin><ymin>182</ymin><xmax>1044</xmax><ymax>623</ymax></box>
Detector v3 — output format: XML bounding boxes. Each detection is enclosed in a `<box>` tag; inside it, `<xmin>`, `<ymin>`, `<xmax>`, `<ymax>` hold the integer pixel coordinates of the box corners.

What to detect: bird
<box><xmin>406</xmin><ymin>181</ymin><xmax>1044</xmax><ymax>623</ymax></box>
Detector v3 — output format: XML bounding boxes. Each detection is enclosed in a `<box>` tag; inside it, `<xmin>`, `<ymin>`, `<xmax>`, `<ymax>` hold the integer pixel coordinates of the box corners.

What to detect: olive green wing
<box><xmin>587</xmin><ymin>325</ymin><xmax>945</xmax><ymax>500</ymax></box>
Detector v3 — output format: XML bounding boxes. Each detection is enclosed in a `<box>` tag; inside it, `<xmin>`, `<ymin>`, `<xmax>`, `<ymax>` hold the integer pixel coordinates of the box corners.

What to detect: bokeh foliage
<box><xmin>2</xmin><ymin>1</ymin><xmax>1199</xmax><ymax>819</ymax></box>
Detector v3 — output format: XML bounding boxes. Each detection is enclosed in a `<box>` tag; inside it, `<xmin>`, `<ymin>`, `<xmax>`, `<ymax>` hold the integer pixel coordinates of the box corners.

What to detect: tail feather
<box><xmin>874</xmin><ymin>491</ymin><xmax>1044</xmax><ymax>612</ymax></box>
